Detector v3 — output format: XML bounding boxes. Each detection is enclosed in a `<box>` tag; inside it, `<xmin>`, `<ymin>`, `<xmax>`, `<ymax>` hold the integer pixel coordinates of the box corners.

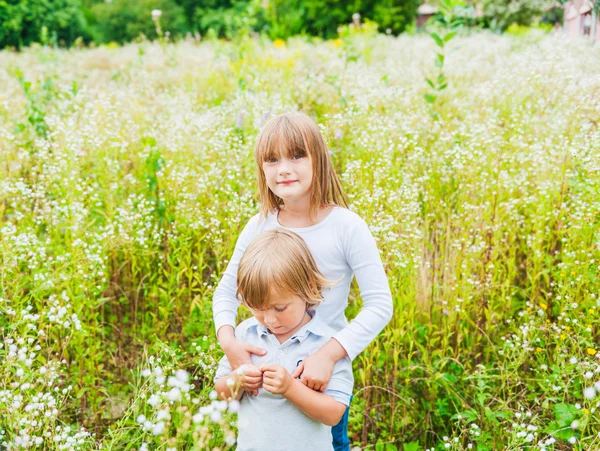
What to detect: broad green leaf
<box><xmin>424</xmin><ymin>93</ymin><xmax>437</xmax><ymax>104</ymax></box>
<box><xmin>431</xmin><ymin>33</ymin><xmax>444</xmax><ymax>48</ymax></box>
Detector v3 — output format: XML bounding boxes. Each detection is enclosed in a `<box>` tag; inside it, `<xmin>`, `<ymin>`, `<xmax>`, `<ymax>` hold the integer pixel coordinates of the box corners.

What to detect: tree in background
<box><xmin>169</xmin><ymin>0</ymin><xmax>261</xmax><ymax>39</ymax></box>
<box><xmin>90</xmin><ymin>0</ymin><xmax>187</xmax><ymax>43</ymax></box>
<box><xmin>0</xmin><ymin>0</ymin><xmax>88</xmax><ymax>48</ymax></box>
<box><xmin>482</xmin><ymin>0</ymin><xmax>557</xmax><ymax>31</ymax></box>
<box><xmin>262</xmin><ymin>0</ymin><xmax>419</xmax><ymax>38</ymax></box>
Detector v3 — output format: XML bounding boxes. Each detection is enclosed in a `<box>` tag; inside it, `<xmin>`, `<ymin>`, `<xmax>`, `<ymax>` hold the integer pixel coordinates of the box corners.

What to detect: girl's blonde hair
<box><xmin>255</xmin><ymin>112</ymin><xmax>348</xmax><ymax>219</ymax></box>
<box><xmin>236</xmin><ymin>229</ymin><xmax>333</xmax><ymax>311</ymax></box>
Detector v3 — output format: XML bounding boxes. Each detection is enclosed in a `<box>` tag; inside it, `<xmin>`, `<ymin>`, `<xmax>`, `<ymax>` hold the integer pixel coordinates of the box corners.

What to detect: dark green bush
<box><xmin>90</xmin><ymin>0</ymin><xmax>187</xmax><ymax>43</ymax></box>
<box><xmin>262</xmin><ymin>0</ymin><xmax>419</xmax><ymax>39</ymax></box>
<box><xmin>190</xmin><ymin>0</ymin><xmax>262</xmax><ymax>39</ymax></box>
<box><xmin>0</xmin><ymin>0</ymin><xmax>88</xmax><ymax>49</ymax></box>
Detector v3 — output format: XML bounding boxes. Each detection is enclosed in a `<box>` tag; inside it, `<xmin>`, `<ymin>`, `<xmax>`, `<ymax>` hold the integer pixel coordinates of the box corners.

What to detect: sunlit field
<box><xmin>1</xmin><ymin>30</ymin><xmax>600</xmax><ymax>450</ymax></box>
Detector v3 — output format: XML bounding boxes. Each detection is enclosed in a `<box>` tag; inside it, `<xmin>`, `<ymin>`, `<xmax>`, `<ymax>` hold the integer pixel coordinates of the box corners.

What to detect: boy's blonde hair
<box><xmin>255</xmin><ymin>112</ymin><xmax>348</xmax><ymax>219</ymax></box>
<box><xmin>236</xmin><ymin>229</ymin><xmax>332</xmax><ymax>311</ymax></box>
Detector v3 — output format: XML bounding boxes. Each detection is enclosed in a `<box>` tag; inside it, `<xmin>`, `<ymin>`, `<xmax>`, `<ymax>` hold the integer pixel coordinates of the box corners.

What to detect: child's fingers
<box><xmin>259</xmin><ymin>363</ymin><xmax>278</xmax><ymax>372</ymax></box>
<box><xmin>243</xmin><ymin>373</ymin><xmax>263</xmax><ymax>383</ymax></box>
<box><xmin>291</xmin><ymin>361</ymin><xmax>304</xmax><ymax>379</ymax></box>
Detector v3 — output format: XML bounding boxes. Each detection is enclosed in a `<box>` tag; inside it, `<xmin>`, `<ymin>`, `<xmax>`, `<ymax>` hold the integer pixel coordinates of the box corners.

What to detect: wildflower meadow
<box><xmin>1</xmin><ymin>29</ymin><xmax>600</xmax><ymax>450</ymax></box>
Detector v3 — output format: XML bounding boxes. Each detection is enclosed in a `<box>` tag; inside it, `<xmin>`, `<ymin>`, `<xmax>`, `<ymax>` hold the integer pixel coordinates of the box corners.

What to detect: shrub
<box><xmin>483</xmin><ymin>0</ymin><xmax>557</xmax><ymax>32</ymax></box>
<box><xmin>0</xmin><ymin>0</ymin><xmax>88</xmax><ymax>49</ymax></box>
<box><xmin>90</xmin><ymin>0</ymin><xmax>187</xmax><ymax>44</ymax></box>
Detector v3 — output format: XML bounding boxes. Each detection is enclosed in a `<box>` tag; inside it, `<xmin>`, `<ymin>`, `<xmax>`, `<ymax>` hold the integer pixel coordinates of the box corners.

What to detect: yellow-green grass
<box><xmin>1</xmin><ymin>32</ymin><xmax>600</xmax><ymax>450</ymax></box>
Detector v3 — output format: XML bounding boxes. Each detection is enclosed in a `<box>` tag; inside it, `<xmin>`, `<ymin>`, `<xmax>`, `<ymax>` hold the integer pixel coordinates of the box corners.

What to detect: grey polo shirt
<box><xmin>215</xmin><ymin>311</ymin><xmax>354</xmax><ymax>451</ymax></box>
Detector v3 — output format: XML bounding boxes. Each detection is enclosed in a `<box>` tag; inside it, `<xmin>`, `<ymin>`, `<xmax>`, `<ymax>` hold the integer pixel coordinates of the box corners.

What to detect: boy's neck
<box><xmin>272</xmin><ymin>311</ymin><xmax>312</xmax><ymax>344</ymax></box>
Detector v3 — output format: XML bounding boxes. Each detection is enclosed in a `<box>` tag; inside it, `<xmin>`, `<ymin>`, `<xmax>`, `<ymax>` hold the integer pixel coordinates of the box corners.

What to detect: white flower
<box><xmin>210</xmin><ymin>411</ymin><xmax>222</xmax><ymax>423</ymax></box>
<box><xmin>525</xmin><ymin>433</ymin><xmax>534</xmax><ymax>442</ymax></box>
<box><xmin>585</xmin><ymin>371</ymin><xmax>594</xmax><ymax>379</ymax></box>
<box><xmin>156</xmin><ymin>409</ymin><xmax>170</xmax><ymax>421</ymax></box>
<box><xmin>228</xmin><ymin>399</ymin><xmax>240</xmax><ymax>413</ymax></box>
<box><xmin>570</xmin><ymin>357</ymin><xmax>577</xmax><ymax>364</ymax></box>
<box><xmin>166</xmin><ymin>387</ymin><xmax>181</xmax><ymax>402</ymax></box>
<box><xmin>141</xmin><ymin>369</ymin><xmax>151</xmax><ymax>377</ymax></box>
<box><xmin>568</xmin><ymin>437</ymin><xmax>577</xmax><ymax>444</ymax></box>
<box><xmin>147</xmin><ymin>394</ymin><xmax>160</xmax><ymax>407</ymax></box>
<box><xmin>151</xmin><ymin>9</ymin><xmax>162</xmax><ymax>20</ymax></box>
<box><xmin>192</xmin><ymin>413</ymin><xmax>203</xmax><ymax>423</ymax></box>
<box><xmin>225</xmin><ymin>434</ymin><xmax>236</xmax><ymax>446</ymax></box>
<box><xmin>584</xmin><ymin>387</ymin><xmax>596</xmax><ymax>399</ymax></box>
<box><xmin>152</xmin><ymin>421</ymin><xmax>165</xmax><ymax>435</ymax></box>
<box><xmin>136</xmin><ymin>414</ymin><xmax>146</xmax><ymax>424</ymax></box>
<box><xmin>209</xmin><ymin>390</ymin><xmax>218</xmax><ymax>400</ymax></box>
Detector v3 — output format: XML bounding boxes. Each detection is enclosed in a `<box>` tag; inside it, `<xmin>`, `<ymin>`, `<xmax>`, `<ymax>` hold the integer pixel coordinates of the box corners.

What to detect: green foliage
<box><xmin>483</xmin><ymin>0</ymin><xmax>556</xmax><ymax>32</ymax></box>
<box><xmin>262</xmin><ymin>0</ymin><xmax>419</xmax><ymax>39</ymax></box>
<box><xmin>0</xmin><ymin>0</ymin><xmax>88</xmax><ymax>49</ymax></box>
<box><xmin>90</xmin><ymin>0</ymin><xmax>187</xmax><ymax>43</ymax></box>
<box><xmin>2</xmin><ymin>32</ymin><xmax>600</xmax><ymax>449</ymax></box>
<box><xmin>424</xmin><ymin>0</ymin><xmax>463</xmax><ymax>121</ymax></box>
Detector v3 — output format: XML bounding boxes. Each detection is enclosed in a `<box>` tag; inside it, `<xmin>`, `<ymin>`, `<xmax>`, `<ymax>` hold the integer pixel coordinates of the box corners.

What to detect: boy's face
<box><xmin>252</xmin><ymin>287</ymin><xmax>309</xmax><ymax>340</ymax></box>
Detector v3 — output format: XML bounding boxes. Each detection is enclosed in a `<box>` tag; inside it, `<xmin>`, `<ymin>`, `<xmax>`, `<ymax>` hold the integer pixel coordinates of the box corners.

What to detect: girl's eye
<box><xmin>266</xmin><ymin>157</ymin><xmax>278</xmax><ymax>163</ymax></box>
<box><xmin>274</xmin><ymin>306</ymin><xmax>287</xmax><ymax>313</ymax></box>
<box><xmin>292</xmin><ymin>154</ymin><xmax>304</xmax><ymax>160</ymax></box>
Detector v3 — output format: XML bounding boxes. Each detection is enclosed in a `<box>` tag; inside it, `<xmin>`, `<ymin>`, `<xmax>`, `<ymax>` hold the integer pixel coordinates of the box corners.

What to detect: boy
<box><xmin>214</xmin><ymin>229</ymin><xmax>354</xmax><ymax>451</ymax></box>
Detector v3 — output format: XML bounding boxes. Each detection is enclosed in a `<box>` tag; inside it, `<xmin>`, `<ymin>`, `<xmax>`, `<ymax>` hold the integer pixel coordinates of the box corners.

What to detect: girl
<box><xmin>213</xmin><ymin>112</ymin><xmax>393</xmax><ymax>450</ymax></box>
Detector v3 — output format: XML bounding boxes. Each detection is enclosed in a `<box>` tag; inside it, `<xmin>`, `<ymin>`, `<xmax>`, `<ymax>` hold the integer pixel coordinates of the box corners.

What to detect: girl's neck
<box><xmin>278</xmin><ymin>204</ymin><xmax>334</xmax><ymax>228</ymax></box>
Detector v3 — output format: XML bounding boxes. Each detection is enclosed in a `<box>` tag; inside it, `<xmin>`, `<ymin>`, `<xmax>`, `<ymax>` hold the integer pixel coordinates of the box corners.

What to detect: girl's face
<box><xmin>262</xmin><ymin>151</ymin><xmax>313</xmax><ymax>205</ymax></box>
<box><xmin>252</xmin><ymin>288</ymin><xmax>310</xmax><ymax>342</ymax></box>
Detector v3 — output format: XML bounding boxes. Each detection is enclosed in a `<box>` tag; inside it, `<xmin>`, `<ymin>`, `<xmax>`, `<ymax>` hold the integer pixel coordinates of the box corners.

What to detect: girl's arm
<box><xmin>333</xmin><ymin>215</ymin><xmax>393</xmax><ymax>359</ymax></box>
<box><xmin>293</xmin><ymin>215</ymin><xmax>393</xmax><ymax>389</ymax></box>
<box><xmin>213</xmin><ymin>215</ymin><xmax>267</xmax><ymax>370</ymax></box>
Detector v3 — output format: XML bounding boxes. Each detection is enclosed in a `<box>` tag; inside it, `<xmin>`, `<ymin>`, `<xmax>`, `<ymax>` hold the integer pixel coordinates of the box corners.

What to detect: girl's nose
<box><xmin>278</xmin><ymin>160</ymin><xmax>292</xmax><ymax>175</ymax></box>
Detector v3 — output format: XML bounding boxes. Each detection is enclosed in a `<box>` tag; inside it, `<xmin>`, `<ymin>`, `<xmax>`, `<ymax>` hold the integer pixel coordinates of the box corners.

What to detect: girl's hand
<box><xmin>261</xmin><ymin>364</ymin><xmax>293</xmax><ymax>395</ymax></box>
<box><xmin>291</xmin><ymin>352</ymin><xmax>335</xmax><ymax>392</ymax></box>
<box><xmin>219</xmin><ymin>327</ymin><xmax>267</xmax><ymax>395</ymax></box>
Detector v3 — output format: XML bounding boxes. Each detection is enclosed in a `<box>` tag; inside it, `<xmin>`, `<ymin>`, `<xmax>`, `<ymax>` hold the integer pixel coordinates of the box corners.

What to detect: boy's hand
<box><xmin>292</xmin><ymin>352</ymin><xmax>335</xmax><ymax>392</ymax></box>
<box><xmin>234</xmin><ymin>364</ymin><xmax>264</xmax><ymax>396</ymax></box>
<box><xmin>261</xmin><ymin>364</ymin><xmax>293</xmax><ymax>395</ymax></box>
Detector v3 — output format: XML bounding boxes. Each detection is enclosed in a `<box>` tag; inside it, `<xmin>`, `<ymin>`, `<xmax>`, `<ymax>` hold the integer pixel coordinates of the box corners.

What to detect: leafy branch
<box><xmin>424</xmin><ymin>0</ymin><xmax>466</xmax><ymax>121</ymax></box>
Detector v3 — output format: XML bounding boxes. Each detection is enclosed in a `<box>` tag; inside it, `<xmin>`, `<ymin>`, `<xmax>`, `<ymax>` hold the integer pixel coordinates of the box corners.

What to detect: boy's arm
<box><xmin>283</xmin><ymin>379</ymin><xmax>347</xmax><ymax>426</ymax></box>
<box><xmin>261</xmin><ymin>364</ymin><xmax>347</xmax><ymax>427</ymax></box>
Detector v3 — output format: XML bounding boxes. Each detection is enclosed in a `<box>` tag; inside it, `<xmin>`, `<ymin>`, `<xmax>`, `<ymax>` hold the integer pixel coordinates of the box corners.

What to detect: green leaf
<box><xmin>376</xmin><ymin>439</ymin><xmax>384</xmax><ymax>451</ymax></box>
<box><xmin>431</xmin><ymin>32</ymin><xmax>444</xmax><ymax>48</ymax></box>
<box><xmin>424</xmin><ymin>93</ymin><xmax>437</xmax><ymax>104</ymax></box>
<box><xmin>403</xmin><ymin>441</ymin><xmax>420</xmax><ymax>451</ymax></box>
<box><xmin>435</xmin><ymin>53</ymin><xmax>445</xmax><ymax>68</ymax></box>
<box><xmin>425</xmin><ymin>77</ymin><xmax>435</xmax><ymax>89</ymax></box>
<box><xmin>444</xmin><ymin>31</ymin><xmax>457</xmax><ymax>42</ymax></box>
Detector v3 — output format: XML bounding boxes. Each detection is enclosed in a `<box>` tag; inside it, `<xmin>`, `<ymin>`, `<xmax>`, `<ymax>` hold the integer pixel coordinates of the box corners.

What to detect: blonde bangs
<box><xmin>255</xmin><ymin>112</ymin><xmax>348</xmax><ymax>218</ymax></box>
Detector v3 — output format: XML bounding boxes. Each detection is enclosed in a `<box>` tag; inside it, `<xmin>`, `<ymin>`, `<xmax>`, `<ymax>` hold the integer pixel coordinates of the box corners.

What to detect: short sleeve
<box><xmin>214</xmin><ymin>354</ymin><xmax>233</xmax><ymax>382</ymax></box>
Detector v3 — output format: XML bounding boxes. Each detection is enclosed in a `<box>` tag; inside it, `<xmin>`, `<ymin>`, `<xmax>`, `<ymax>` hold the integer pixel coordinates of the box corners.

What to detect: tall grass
<box><xmin>1</xmin><ymin>32</ymin><xmax>600</xmax><ymax>450</ymax></box>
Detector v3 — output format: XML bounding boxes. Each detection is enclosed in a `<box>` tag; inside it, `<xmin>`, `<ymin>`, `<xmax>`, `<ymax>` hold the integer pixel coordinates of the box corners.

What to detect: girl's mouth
<box><xmin>278</xmin><ymin>180</ymin><xmax>297</xmax><ymax>185</ymax></box>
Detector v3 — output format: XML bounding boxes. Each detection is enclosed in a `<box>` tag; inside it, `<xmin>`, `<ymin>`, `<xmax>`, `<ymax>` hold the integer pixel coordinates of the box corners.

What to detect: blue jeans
<box><xmin>331</xmin><ymin>397</ymin><xmax>351</xmax><ymax>451</ymax></box>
